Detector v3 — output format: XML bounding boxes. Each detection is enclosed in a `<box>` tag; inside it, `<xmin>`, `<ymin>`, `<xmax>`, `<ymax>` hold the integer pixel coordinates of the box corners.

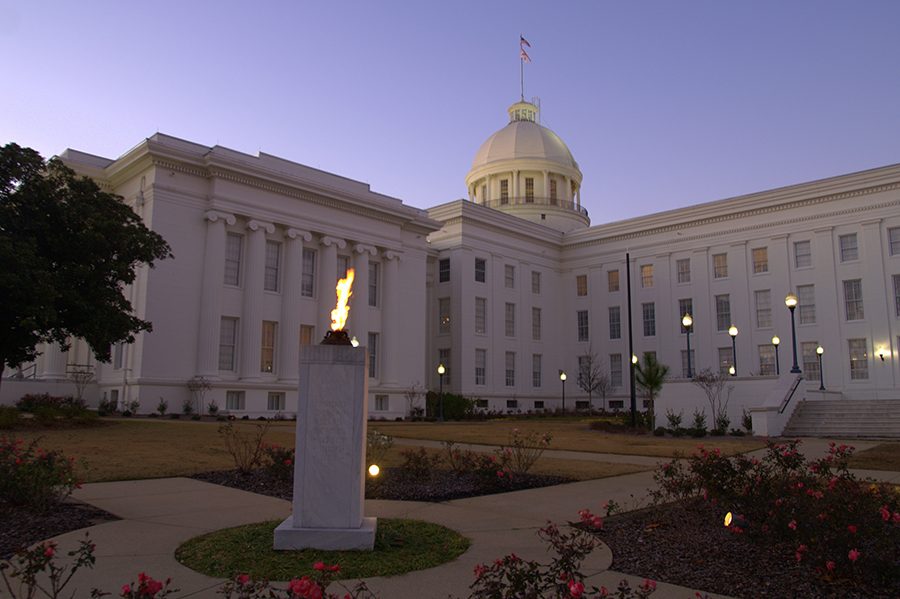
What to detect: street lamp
<box><xmin>436</xmin><ymin>363</ymin><xmax>446</xmax><ymax>421</ymax></box>
<box><xmin>728</xmin><ymin>325</ymin><xmax>739</xmax><ymax>376</ymax></box>
<box><xmin>816</xmin><ymin>346</ymin><xmax>825</xmax><ymax>390</ymax></box>
<box><xmin>771</xmin><ymin>336</ymin><xmax>781</xmax><ymax>376</ymax></box>
<box><xmin>785</xmin><ymin>293</ymin><xmax>801</xmax><ymax>373</ymax></box>
<box><xmin>559</xmin><ymin>370</ymin><xmax>567</xmax><ymax>413</ymax></box>
<box><xmin>682</xmin><ymin>314</ymin><xmax>693</xmax><ymax>379</ymax></box>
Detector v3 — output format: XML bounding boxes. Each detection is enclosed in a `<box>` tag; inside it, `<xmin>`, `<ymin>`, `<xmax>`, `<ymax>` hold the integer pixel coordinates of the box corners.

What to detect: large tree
<box><xmin>576</xmin><ymin>349</ymin><xmax>609</xmax><ymax>412</ymax></box>
<box><xmin>0</xmin><ymin>143</ymin><xmax>172</xmax><ymax>387</ymax></box>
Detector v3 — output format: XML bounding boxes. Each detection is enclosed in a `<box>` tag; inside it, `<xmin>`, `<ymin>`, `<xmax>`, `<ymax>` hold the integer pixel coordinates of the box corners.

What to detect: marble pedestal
<box><xmin>274</xmin><ymin>344</ymin><xmax>376</xmax><ymax>550</ymax></box>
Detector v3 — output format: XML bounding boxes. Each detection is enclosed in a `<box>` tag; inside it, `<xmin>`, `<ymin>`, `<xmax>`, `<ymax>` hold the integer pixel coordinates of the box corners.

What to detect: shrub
<box><xmin>399</xmin><ymin>447</ymin><xmax>443</xmax><ymax>477</ymax></box>
<box><xmin>665</xmin><ymin>408</ymin><xmax>683</xmax><ymax>431</ymax></box>
<box><xmin>16</xmin><ymin>394</ymin><xmax>86</xmax><ymax>413</ymax></box>
<box><xmin>366</xmin><ymin>429</ymin><xmax>393</xmax><ymax>465</ymax></box>
<box><xmin>0</xmin><ymin>406</ymin><xmax>19</xmax><ymax>429</ymax></box>
<box><xmin>262</xmin><ymin>443</ymin><xmax>294</xmax><ymax>482</ymax></box>
<box><xmin>498</xmin><ymin>428</ymin><xmax>551</xmax><ymax>475</ymax></box>
<box><xmin>742</xmin><ymin>408</ymin><xmax>753</xmax><ymax>433</ymax></box>
<box><xmin>157</xmin><ymin>397</ymin><xmax>168</xmax><ymax>416</ymax></box>
<box><xmin>97</xmin><ymin>397</ymin><xmax>117</xmax><ymax>416</ymax></box>
<box><xmin>0</xmin><ymin>437</ymin><xmax>79</xmax><ymax>512</ymax></box>
<box><xmin>218</xmin><ymin>421</ymin><xmax>270</xmax><ymax>473</ymax></box>
<box><xmin>653</xmin><ymin>426</ymin><xmax>666</xmax><ymax>436</ymax></box>
<box><xmin>207</xmin><ymin>400</ymin><xmax>219</xmax><ymax>416</ymax></box>
<box><xmin>424</xmin><ymin>391</ymin><xmax>474</xmax><ymax>421</ymax></box>
<box><xmin>181</xmin><ymin>397</ymin><xmax>194</xmax><ymax>416</ymax></box>
<box><xmin>126</xmin><ymin>399</ymin><xmax>140</xmax><ymax>415</ymax></box>
<box><xmin>690</xmin><ymin>407</ymin><xmax>707</xmax><ymax>437</ymax></box>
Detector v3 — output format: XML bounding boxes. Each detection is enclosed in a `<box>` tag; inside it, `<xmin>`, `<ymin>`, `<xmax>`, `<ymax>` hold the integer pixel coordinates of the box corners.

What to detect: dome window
<box><xmin>525</xmin><ymin>178</ymin><xmax>534</xmax><ymax>203</ymax></box>
<box><xmin>500</xmin><ymin>180</ymin><xmax>509</xmax><ymax>204</ymax></box>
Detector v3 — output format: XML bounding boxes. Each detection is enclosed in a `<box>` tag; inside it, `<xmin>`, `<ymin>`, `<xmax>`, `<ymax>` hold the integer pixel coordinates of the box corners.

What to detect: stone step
<box><xmin>783</xmin><ymin>399</ymin><xmax>900</xmax><ymax>439</ymax></box>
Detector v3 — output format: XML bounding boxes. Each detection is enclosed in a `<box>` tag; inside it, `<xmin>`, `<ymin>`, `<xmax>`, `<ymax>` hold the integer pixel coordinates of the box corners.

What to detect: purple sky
<box><xmin>2</xmin><ymin>1</ymin><xmax>899</xmax><ymax>224</ymax></box>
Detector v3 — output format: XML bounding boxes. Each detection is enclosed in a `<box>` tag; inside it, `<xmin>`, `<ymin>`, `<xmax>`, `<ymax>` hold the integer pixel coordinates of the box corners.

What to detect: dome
<box><xmin>470</xmin><ymin>102</ymin><xmax>578</xmax><ymax>171</ymax></box>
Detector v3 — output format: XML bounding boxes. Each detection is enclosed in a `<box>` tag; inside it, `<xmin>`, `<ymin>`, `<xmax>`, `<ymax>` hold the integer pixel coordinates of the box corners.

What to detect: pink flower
<box><xmin>880</xmin><ymin>505</ymin><xmax>891</xmax><ymax>522</ymax></box>
<box><xmin>473</xmin><ymin>564</ymin><xmax>486</xmax><ymax>579</ymax></box>
<box><xmin>236</xmin><ymin>573</ymin><xmax>250</xmax><ymax>586</ymax></box>
<box><xmin>641</xmin><ymin>579</ymin><xmax>657</xmax><ymax>591</ymax></box>
<box><xmin>590</xmin><ymin>515</ymin><xmax>603</xmax><ymax>529</ymax></box>
<box><xmin>288</xmin><ymin>577</ymin><xmax>312</xmax><ymax>596</ymax></box>
<box><xmin>788</xmin><ymin>520</ymin><xmax>797</xmax><ymax>531</ymax></box>
<box><xmin>328</xmin><ymin>564</ymin><xmax>340</xmax><ymax>572</ymax></box>
<box><xmin>847</xmin><ymin>524</ymin><xmax>857</xmax><ymax>534</ymax></box>
<box><xmin>568</xmin><ymin>580</ymin><xmax>585</xmax><ymax>598</ymax></box>
<box><xmin>121</xmin><ymin>585</ymin><xmax>131</xmax><ymax>597</ymax></box>
<box><xmin>826</xmin><ymin>561</ymin><xmax>836</xmax><ymax>572</ymax></box>
<box><xmin>313</xmin><ymin>561</ymin><xmax>326</xmax><ymax>571</ymax></box>
<box><xmin>496</xmin><ymin>470</ymin><xmax>504</xmax><ymax>478</ymax></box>
<box><xmin>599</xmin><ymin>586</ymin><xmax>609</xmax><ymax>597</ymax></box>
<box><xmin>893</xmin><ymin>512</ymin><xmax>900</xmax><ymax>524</ymax></box>
<box><xmin>848</xmin><ymin>548</ymin><xmax>860</xmax><ymax>562</ymax></box>
<box><xmin>284</xmin><ymin>459</ymin><xmax>293</xmax><ymax>466</ymax></box>
<box><xmin>43</xmin><ymin>544</ymin><xmax>55</xmax><ymax>558</ymax></box>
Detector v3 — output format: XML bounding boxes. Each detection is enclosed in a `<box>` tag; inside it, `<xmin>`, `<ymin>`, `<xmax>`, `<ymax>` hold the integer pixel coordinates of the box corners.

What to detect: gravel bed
<box><xmin>0</xmin><ymin>501</ymin><xmax>118</xmax><ymax>560</ymax></box>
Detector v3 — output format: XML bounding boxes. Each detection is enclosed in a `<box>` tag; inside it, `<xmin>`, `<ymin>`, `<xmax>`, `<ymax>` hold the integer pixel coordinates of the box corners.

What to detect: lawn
<box><xmin>848</xmin><ymin>442</ymin><xmax>900</xmax><ymax>471</ymax></box>
<box><xmin>371</xmin><ymin>418</ymin><xmax>766</xmax><ymax>458</ymax></box>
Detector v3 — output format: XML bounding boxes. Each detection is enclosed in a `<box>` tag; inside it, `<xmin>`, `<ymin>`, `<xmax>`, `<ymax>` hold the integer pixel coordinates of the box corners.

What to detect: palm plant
<box><xmin>634</xmin><ymin>353</ymin><xmax>669</xmax><ymax>430</ymax></box>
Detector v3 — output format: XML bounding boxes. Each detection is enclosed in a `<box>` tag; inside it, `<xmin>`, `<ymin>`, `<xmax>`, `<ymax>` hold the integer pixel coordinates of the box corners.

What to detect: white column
<box><xmin>543</xmin><ymin>170</ymin><xmax>549</xmax><ymax>201</ymax></box>
<box><xmin>576</xmin><ymin>186</ymin><xmax>581</xmax><ymax>208</ymax></box>
<box><xmin>197</xmin><ymin>210</ymin><xmax>235</xmax><ymax>378</ymax></box>
<box><xmin>240</xmin><ymin>220</ymin><xmax>274</xmax><ymax>380</ymax></box>
<box><xmin>485</xmin><ymin>175</ymin><xmax>491</xmax><ymax>203</ymax></box>
<box><xmin>40</xmin><ymin>342</ymin><xmax>69</xmax><ymax>379</ymax></box>
<box><xmin>318</xmin><ymin>236</ymin><xmax>346</xmax><ymax>336</ymax></box>
<box><xmin>564</xmin><ymin>176</ymin><xmax>571</xmax><ymax>204</ymax></box>
<box><xmin>382</xmin><ymin>251</ymin><xmax>401</xmax><ymax>384</ymax></box>
<box><xmin>279</xmin><ymin>228</ymin><xmax>312</xmax><ymax>382</ymax></box>
<box><xmin>513</xmin><ymin>170</ymin><xmax>519</xmax><ymax>200</ymax></box>
<box><xmin>351</xmin><ymin>244</ymin><xmax>377</xmax><ymax>345</ymax></box>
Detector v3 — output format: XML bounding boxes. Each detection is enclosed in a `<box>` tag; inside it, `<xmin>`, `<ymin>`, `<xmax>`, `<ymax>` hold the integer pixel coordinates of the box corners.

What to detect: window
<box><xmin>301</xmin><ymin>248</ymin><xmax>316</xmax><ymax>297</ymax></box>
<box><xmin>608</xmin><ymin>270</ymin><xmax>620</xmax><ymax>292</ymax></box>
<box><xmin>718</xmin><ymin>347</ymin><xmax>734</xmax><ymax>374</ymax></box>
<box><xmin>679</xmin><ymin>298</ymin><xmax>693</xmax><ymax>333</ymax></box>
<box><xmin>534</xmin><ymin>400</ymin><xmax>545</xmax><ymax>410</ymax></box>
<box><xmin>802</xmin><ymin>342</ymin><xmax>820</xmax><ymax>379</ymax></box>
<box><xmin>531</xmin><ymin>270</ymin><xmax>541</xmax><ymax>294</ymax></box>
<box><xmin>610</xmin><ymin>354</ymin><xmax>623</xmax><ymax>387</ymax></box>
<box><xmin>758</xmin><ymin>345</ymin><xmax>776</xmax><ymax>376</ymax></box>
<box><xmin>475</xmin><ymin>398</ymin><xmax>488</xmax><ymax>408</ymax></box>
<box><xmin>438</xmin><ymin>298</ymin><xmax>451</xmax><ymax>334</ymax></box>
<box><xmin>676</xmin><ymin>258</ymin><xmax>691</xmax><ymax>283</ymax></box>
<box><xmin>475</xmin><ymin>298</ymin><xmax>487</xmax><ymax>334</ymax></box>
<box><xmin>439</xmin><ymin>258</ymin><xmax>450</xmax><ymax>283</ymax></box>
<box><xmin>577</xmin><ymin>310</ymin><xmax>589</xmax><ymax>342</ymax></box>
<box><xmin>368</xmin><ymin>332</ymin><xmax>379</xmax><ymax>378</ymax></box>
<box><xmin>219</xmin><ymin>317</ymin><xmax>238</xmax><ymax>371</ymax></box>
<box><xmin>264</xmin><ymin>240</ymin><xmax>281</xmax><ymax>292</ymax></box>
<box><xmin>267</xmin><ymin>392</ymin><xmax>285</xmax><ymax>411</ymax></box>
<box><xmin>505</xmin><ymin>352</ymin><xmax>515</xmax><ymax>387</ymax></box>
<box><xmin>109</xmin><ymin>389</ymin><xmax>119</xmax><ymax>409</ymax></box>
<box><xmin>549</xmin><ymin>178</ymin><xmax>558</xmax><ymax>202</ymax></box>
<box><xmin>843</xmin><ymin>279</ymin><xmax>864</xmax><ymax>321</ymax></box>
<box><xmin>890</xmin><ymin>227</ymin><xmax>900</xmax><ymax>256</ymax></box>
<box><xmin>608</xmin><ymin>306</ymin><xmax>621</xmax><ymax>339</ymax></box>
<box><xmin>713</xmin><ymin>253</ymin><xmax>728</xmax><ymax>278</ymax></box>
<box><xmin>505</xmin><ymin>265</ymin><xmax>515</xmax><ymax>288</ymax></box>
<box><xmin>848</xmin><ymin>339</ymin><xmax>868</xmax><ymax>380</ymax></box>
<box><xmin>261</xmin><ymin>321</ymin><xmax>277</xmax><ymax>373</ymax></box>
<box><xmin>642</xmin><ymin>302</ymin><xmax>656</xmax><ymax>336</ymax></box>
<box><xmin>113</xmin><ymin>343</ymin><xmax>124</xmax><ymax>370</ymax></box>
<box><xmin>500</xmin><ymin>179</ymin><xmax>509</xmax><ymax>204</ymax></box>
<box><xmin>338</xmin><ymin>255</ymin><xmax>351</xmax><ymax>278</ymax></box>
<box><xmin>439</xmin><ymin>348</ymin><xmax>451</xmax><ymax>381</ymax></box>
<box><xmin>797</xmin><ymin>285</ymin><xmax>816</xmax><ymax>324</ymax></box>
<box><xmin>368</xmin><ymin>262</ymin><xmax>379</xmax><ymax>307</ymax></box>
<box><xmin>715</xmin><ymin>294</ymin><xmax>731</xmax><ymax>331</ymax></box>
<box><xmin>480</xmin><ymin>185</ymin><xmax>486</xmax><ymax>203</ymax></box>
<box><xmin>839</xmin><ymin>234</ymin><xmax>858</xmax><ymax>262</ymax></box>
<box><xmin>226</xmin><ymin>390</ymin><xmax>245</xmax><ymax>411</ymax></box>
<box><xmin>794</xmin><ymin>241</ymin><xmax>811</xmax><ymax>268</ymax></box>
<box><xmin>475</xmin><ymin>258</ymin><xmax>486</xmax><ymax>283</ymax></box>
<box><xmin>300</xmin><ymin>325</ymin><xmax>314</xmax><ymax>346</ymax></box>
<box><xmin>576</xmin><ymin>274</ymin><xmax>588</xmax><ymax>296</ymax></box>
<box><xmin>532</xmin><ymin>307</ymin><xmax>542</xmax><ymax>341</ymax></box>
<box><xmin>641</xmin><ymin>264</ymin><xmax>653</xmax><ymax>288</ymax></box>
<box><xmin>525</xmin><ymin>177</ymin><xmax>534</xmax><ymax>202</ymax></box>
<box><xmin>505</xmin><ymin>303</ymin><xmax>516</xmax><ymax>337</ymax></box>
<box><xmin>374</xmin><ymin>395</ymin><xmax>389</xmax><ymax>411</ymax></box>
<box><xmin>752</xmin><ymin>247</ymin><xmax>768</xmax><ymax>274</ymax></box>
<box><xmin>755</xmin><ymin>290</ymin><xmax>772</xmax><ymax>328</ymax></box>
<box><xmin>475</xmin><ymin>349</ymin><xmax>486</xmax><ymax>385</ymax></box>
<box><xmin>225</xmin><ymin>233</ymin><xmax>243</xmax><ymax>286</ymax></box>
<box><xmin>681</xmin><ymin>350</ymin><xmax>695</xmax><ymax>378</ymax></box>
<box><xmin>506</xmin><ymin>399</ymin><xmax>518</xmax><ymax>409</ymax></box>
<box><xmin>532</xmin><ymin>354</ymin><xmax>541</xmax><ymax>387</ymax></box>
<box><xmin>894</xmin><ymin>275</ymin><xmax>900</xmax><ymax>317</ymax></box>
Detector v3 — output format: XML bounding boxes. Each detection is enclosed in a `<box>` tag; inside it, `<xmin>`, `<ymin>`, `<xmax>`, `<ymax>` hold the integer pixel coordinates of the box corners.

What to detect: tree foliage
<box><xmin>0</xmin><ymin>143</ymin><xmax>172</xmax><ymax>380</ymax></box>
<box><xmin>635</xmin><ymin>353</ymin><xmax>669</xmax><ymax>429</ymax></box>
<box><xmin>576</xmin><ymin>349</ymin><xmax>610</xmax><ymax>411</ymax></box>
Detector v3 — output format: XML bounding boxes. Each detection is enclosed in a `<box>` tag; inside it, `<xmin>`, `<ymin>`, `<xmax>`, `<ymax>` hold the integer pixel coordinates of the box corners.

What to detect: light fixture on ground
<box><xmin>785</xmin><ymin>294</ymin><xmax>801</xmax><ymax>374</ymax></box>
<box><xmin>682</xmin><ymin>313</ymin><xmax>693</xmax><ymax>378</ymax></box>
<box><xmin>437</xmin><ymin>363</ymin><xmax>446</xmax><ymax>422</ymax></box>
<box><xmin>368</xmin><ymin>464</ymin><xmax>380</xmax><ymax>477</ymax></box>
<box><xmin>728</xmin><ymin>365</ymin><xmax>736</xmax><ymax>376</ymax></box>
<box><xmin>816</xmin><ymin>346</ymin><xmax>825</xmax><ymax>391</ymax></box>
<box><xmin>771</xmin><ymin>336</ymin><xmax>781</xmax><ymax>376</ymax></box>
<box><xmin>728</xmin><ymin>325</ymin><xmax>739</xmax><ymax>376</ymax></box>
<box><xmin>559</xmin><ymin>370</ymin><xmax>567</xmax><ymax>413</ymax></box>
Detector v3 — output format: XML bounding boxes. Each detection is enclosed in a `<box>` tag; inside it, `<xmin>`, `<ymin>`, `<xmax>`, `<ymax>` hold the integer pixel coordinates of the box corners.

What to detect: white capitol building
<box><xmin>5</xmin><ymin>98</ymin><xmax>900</xmax><ymax>435</ymax></box>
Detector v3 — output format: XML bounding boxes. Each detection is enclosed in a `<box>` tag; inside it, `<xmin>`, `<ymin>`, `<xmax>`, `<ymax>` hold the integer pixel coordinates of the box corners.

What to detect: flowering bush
<box><xmin>366</xmin><ymin>429</ymin><xmax>394</xmax><ymax>465</ymax></box>
<box><xmin>16</xmin><ymin>394</ymin><xmax>87</xmax><ymax>413</ymax></box>
<box><xmin>219</xmin><ymin>562</ymin><xmax>376</xmax><ymax>599</ymax></box>
<box><xmin>0</xmin><ymin>536</ymin><xmax>96</xmax><ymax>598</ymax></box>
<box><xmin>218</xmin><ymin>421</ymin><xmax>271</xmax><ymax>473</ymax></box>
<box><xmin>499</xmin><ymin>428</ymin><xmax>552</xmax><ymax>476</ymax></box>
<box><xmin>443</xmin><ymin>441</ymin><xmax>514</xmax><ymax>483</ymax></box>
<box><xmin>0</xmin><ymin>437</ymin><xmax>80</xmax><ymax>512</ymax></box>
<box><xmin>119</xmin><ymin>572</ymin><xmax>176</xmax><ymax>598</ymax></box>
<box><xmin>651</xmin><ymin>439</ymin><xmax>900</xmax><ymax>585</ymax></box>
<box><xmin>262</xmin><ymin>443</ymin><xmax>295</xmax><ymax>482</ymax></box>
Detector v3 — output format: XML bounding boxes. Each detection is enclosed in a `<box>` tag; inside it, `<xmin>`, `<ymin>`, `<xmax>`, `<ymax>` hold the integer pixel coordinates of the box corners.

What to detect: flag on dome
<box><xmin>520</xmin><ymin>48</ymin><xmax>531</xmax><ymax>62</ymax></box>
<box><xmin>520</xmin><ymin>35</ymin><xmax>531</xmax><ymax>62</ymax></box>
<box><xmin>520</xmin><ymin>35</ymin><xmax>531</xmax><ymax>48</ymax></box>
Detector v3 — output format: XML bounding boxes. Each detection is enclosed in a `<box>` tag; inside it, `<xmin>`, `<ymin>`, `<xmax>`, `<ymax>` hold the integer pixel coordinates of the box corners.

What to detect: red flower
<box><xmin>599</xmin><ymin>587</ymin><xmax>609</xmax><ymax>597</ymax></box>
<box><xmin>826</xmin><ymin>561</ymin><xmax>836</xmax><ymax>572</ymax></box>
<box><xmin>288</xmin><ymin>577</ymin><xmax>312</xmax><ymax>596</ymax></box>
<box><xmin>474</xmin><ymin>564</ymin><xmax>486</xmax><ymax>578</ymax></box>
<box><xmin>313</xmin><ymin>561</ymin><xmax>326</xmax><ymax>571</ymax></box>
<box><xmin>121</xmin><ymin>584</ymin><xmax>131</xmax><ymax>597</ymax></box>
<box><xmin>847</xmin><ymin>524</ymin><xmax>857</xmax><ymax>534</ymax></box>
<box><xmin>880</xmin><ymin>505</ymin><xmax>891</xmax><ymax>522</ymax></box>
<box><xmin>848</xmin><ymin>548</ymin><xmax>860</xmax><ymax>562</ymax></box>
<box><xmin>788</xmin><ymin>520</ymin><xmax>797</xmax><ymax>531</ymax></box>
<box><xmin>328</xmin><ymin>564</ymin><xmax>340</xmax><ymax>572</ymax></box>
<box><xmin>568</xmin><ymin>580</ymin><xmax>585</xmax><ymax>598</ymax></box>
<box><xmin>236</xmin><ymin>573</ymin><xmax>250</xmax><ymax>586</ymax></box>
<box><xmin>284</xmin><ymin>459</ymin><xmax>293</xmax><ymax>466</ymax></box>
<box><xmin>641</xmin><ymin>579</ymin><xmax>657</xmax><ymax>591</ymax></box>
<box><xmin>43</xmin><ymin>544</ymin><xmax>55</xmax><ymax>558</ymax></box>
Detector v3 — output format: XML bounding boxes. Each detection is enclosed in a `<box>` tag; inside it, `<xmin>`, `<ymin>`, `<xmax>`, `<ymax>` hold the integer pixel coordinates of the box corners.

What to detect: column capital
<box><xmin>247</xmin><ymin>219</ymin><xmax>275</xmax><ymax>234</ymax></box>
<box><xmin>383</xmin><ymin>250</ymin><xmax>402</xmax><ymax>261</ymax></box>
<box><xmin>354</xmin><ymin>243</ymin><xmax>377</xmax><ymax>256</ymax></box>
<box><xmin>285</xmin><ymin>228</ymin><xmax>313</xmax><ymax>242</ymax></box>
<box><xmin>205</xmin><ymin>210</ymin><xmax>235</xmax><ymax>225</ymax></box>
<box><xmin>320</xmin><ymin>236</ymin><xmax>346</xmax><ymax>249</ymax></box>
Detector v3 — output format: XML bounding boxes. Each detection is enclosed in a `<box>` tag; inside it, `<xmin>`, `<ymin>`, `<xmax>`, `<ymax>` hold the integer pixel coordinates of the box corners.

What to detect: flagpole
<box><xmin>520</xmin><ymin>57</ymin><xmax>524</xmax><ymax>101</ymax></box>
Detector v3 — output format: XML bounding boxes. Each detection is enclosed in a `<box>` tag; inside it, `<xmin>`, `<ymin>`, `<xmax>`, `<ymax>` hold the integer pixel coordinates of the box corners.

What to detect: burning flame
<box><xmin>330</xmin><ymin>268</ymin><xmax>355</xmax><ymax>331</ymax></box>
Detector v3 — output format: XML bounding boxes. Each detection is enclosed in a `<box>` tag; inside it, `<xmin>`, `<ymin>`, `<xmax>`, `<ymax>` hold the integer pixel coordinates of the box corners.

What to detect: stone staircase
<box><xmin>782</xmin><ymin>398</ymin><xmax>900</xmax><ymax>438</ymax></box>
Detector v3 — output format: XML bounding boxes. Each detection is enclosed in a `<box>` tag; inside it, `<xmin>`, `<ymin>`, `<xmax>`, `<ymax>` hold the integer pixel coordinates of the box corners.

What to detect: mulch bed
<box><xmin>0</xmin><ymin>500</ymin><xmax>119</xmax><ymax>560</ymax></box>
<box><xmin>598</xmin><ymin>499</ymin><xmax>900</xmax><ymax>599</ymax></box>
<box><xmin>191</xmin><ymin>467</ymin><xmax>572</xmax><ymax>503</ymax></box>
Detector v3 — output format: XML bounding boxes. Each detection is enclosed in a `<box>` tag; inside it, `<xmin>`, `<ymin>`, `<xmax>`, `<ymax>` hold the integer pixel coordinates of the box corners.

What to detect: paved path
<box><xmin>41</xmin><ymin>438</ymin><xmax>898</xmax><ymax>599</ymax></box>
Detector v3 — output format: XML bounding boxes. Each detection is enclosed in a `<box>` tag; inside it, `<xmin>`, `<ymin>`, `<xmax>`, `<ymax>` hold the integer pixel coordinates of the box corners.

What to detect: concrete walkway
<box><xmin>42</xmin><ymin>438</ymin><xmax>899</xmax><ymax>599</ymax></box>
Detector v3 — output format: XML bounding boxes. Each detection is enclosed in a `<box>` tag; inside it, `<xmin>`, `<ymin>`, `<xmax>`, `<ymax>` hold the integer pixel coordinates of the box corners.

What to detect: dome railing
<box><xmin>475</xmin><ymin>196</ymin><xmax>588</xmax><ymax>217</ymax></box>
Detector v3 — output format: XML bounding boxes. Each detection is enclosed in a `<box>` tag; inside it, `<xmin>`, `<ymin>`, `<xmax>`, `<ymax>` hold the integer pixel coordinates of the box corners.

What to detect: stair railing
<box><xmin>779</xmin><ymin>375</ymin><xmax>804</xmax><ymax>414</ymax></box>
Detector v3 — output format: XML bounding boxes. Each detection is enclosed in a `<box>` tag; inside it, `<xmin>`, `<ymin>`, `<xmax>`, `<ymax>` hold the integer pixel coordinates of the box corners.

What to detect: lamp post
<box><xmin>772</xmin><ymin>336</ymin><xmax>781</xmax><ymax>376</ymax></box>
<box><xmin>682</xmin><ymin>314</ymin><xmax>693</xmax><ymax>379</ymax></box>
<box><xmin>559</xmin><ymin>370</ymin><xmax>567</xmax><ymax>413</ymax></box>
<box><xmin>436</xmin><ymin>363</ymin><xmax>445</xmax><ymax>421</ymax></box>
<box><xmin>816</xmin><ymin>346</ymin><xmax>825</xmax><ymax>390</ymax></box>
<box><xmin>785</xmin><ymin>293</ymin><xmax>801</xmax><ymax>373</ymax></box>
<box><xmin>728</xmin><ymin>325</ymin><xmax>739</xmax><ymax>376</ymax></box>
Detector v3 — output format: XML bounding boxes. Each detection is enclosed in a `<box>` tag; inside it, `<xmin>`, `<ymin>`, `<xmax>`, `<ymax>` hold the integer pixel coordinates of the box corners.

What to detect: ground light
<box><xmin>368</xmin><ymin>464</ymin><xmax>380</xmax><ymax>477</ymax></box>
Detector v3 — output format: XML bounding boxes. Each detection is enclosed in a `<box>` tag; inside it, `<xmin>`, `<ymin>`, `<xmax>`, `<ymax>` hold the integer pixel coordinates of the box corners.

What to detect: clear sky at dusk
<box><xmin>2</xmin><ymin>1</ymin><xmax>899</xmax><ymax>224</ymax></box>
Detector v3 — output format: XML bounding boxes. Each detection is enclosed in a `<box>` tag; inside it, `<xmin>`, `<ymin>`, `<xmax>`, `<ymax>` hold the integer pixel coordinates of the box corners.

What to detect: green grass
<box><xmin>175</xmin><ymin>518</ymin><xmax>470</xmax><ymax>580</ymax></box>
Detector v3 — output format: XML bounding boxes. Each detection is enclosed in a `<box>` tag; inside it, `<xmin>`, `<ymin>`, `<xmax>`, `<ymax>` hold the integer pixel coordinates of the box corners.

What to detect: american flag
<box><xmin>520</xmin><ymin>35</ymin><xmax>531</xmax><ymax>49</ymax></box>
<box><xmin>520</xmin><ymin>48</ymin><xmax>531</xmax><ymax>62</ymax></box>
<box><xmin>520</xmin><ymin>35</ymin><xmax>531</xmax><ymax>62</ymax></box>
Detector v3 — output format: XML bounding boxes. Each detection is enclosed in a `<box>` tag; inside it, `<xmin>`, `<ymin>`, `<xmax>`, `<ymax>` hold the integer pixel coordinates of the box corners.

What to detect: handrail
<box><xmin>778</xmin><ymin>375</ymin><xmax>804</xmax><ymax>414</ymax></box>
<box><xmin>476</xmin><ymin>196</ymin><xmax>589</xmax><ymax>217</ymax></box>
<box><xmin>8</xmin><ymin>364</ymin><xmax>37</xmax><ymax>379</ymax></box>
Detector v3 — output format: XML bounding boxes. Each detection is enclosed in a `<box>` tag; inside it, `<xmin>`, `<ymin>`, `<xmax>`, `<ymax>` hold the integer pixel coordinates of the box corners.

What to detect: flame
<box><xmin>330</xmin><ymin>268</ymin><xmax>355</xmax><ymax>331</ymax></box>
